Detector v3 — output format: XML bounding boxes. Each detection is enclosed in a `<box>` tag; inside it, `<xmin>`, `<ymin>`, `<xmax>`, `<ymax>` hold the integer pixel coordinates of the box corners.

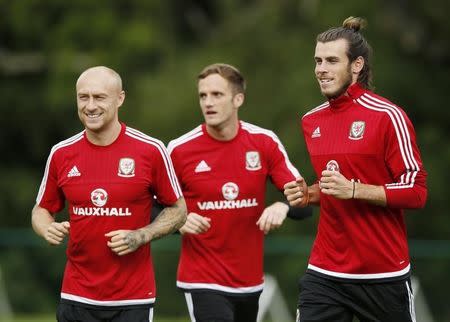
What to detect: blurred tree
<box><xmin>0</xmin><ymin>0</ymin><xmax>448</xmax><ymax>320</ymax></box>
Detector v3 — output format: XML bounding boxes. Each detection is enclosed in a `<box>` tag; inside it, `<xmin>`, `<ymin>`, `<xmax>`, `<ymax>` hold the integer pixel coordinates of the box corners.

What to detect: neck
<box><xmin>206</xmin><ymin>120</ymin><xmax>239</xmax><ymax>141</ymax></box>
<box><xmin>86</xmin><ymin>122</ymin><xmax>122</xmax><ymax>146</ymax></box>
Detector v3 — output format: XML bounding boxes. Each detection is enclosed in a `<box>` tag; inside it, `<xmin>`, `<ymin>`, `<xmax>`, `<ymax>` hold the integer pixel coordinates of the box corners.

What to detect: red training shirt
<box><xmin>36</xmin><ymin>123</ymin><xmax>182</xmax><ymax>306</ymax></box>
<box><xmin>168</xmin><ymin>121</ymin><xmax>300</xmax><ymax>294</ymax></box>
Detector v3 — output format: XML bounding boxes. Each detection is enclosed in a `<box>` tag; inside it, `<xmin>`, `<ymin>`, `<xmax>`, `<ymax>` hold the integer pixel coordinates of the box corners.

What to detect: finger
<box><xmin>49</xmin><ymin>226</ymin><xmax>66</xmax><ymax>238</ymax></box>
<box><xmin>183</xmin><ymin>222</ymin><xmax>201</xmax><ymax>234</ymax></box>
<box><xmin>117</xmin><ymin>249</ymin><xmax>132</xmax><ymax>256</ymax></box>
<box><xmin>47</xmin><ymin>235</ymin><xmax>63</xmax><ymax>245</ymax></box>
<box><xmin>286</xmin><ymin>191</ymin><xmax>303</xmax><ymax>202</ymax></box>
<box><xmin>288</xmin><ymin>197</ymin><xmax>304</xmax><ymax>207</ymax></box>
<box><xmin>105</xmin><ymin>230</ymin><xmax>122</xmax><ymax>238</ymax></box>
<box><xmin>189</xmin><ymin>217</ymin><xmax>211</xmax><ymax>231</ymax></box>
<box><xmin>284</xmin><ymin>188</ymin><xmax>300</xmax><ymax>198</ymax></box>
<box><xmin>256</xmin><ymin>214</ymin><xmax>268</xmax><ymax>230</ymax></box>
<box><xmin>107</xmin><ymin>239</ymin><xmax>126</xmax><ymax>247</ymax></box>
<box><xmin>256</xmin><ymin>215</ymin><xmax>264</xmax><ymax>226</ymax></box>
<box><xmin>296</xmin><ymin>177</ymin><xmax>305</xmax><ymax>184</ymax></box>
<box><xmin>110</xmin><ymin>244</ymin><xmax>129</xmax><ymax>254</ymax></box>
<box><xmin>320</xmin><ymin>175</ymin><xmax>335</xmax><ymax>183</ymax></box>
<box><xmin>53</xmin><ymin>224</ymin><xmax>69</xmax><ymax>235</ymax></box>
<box><xmin>192</xmin><ymin>216</ymin><xmax>211</xmax><ymax>228</ymax></box>
<box><xmin>320</xmin><ymin>187</ymin><xmax>334</xmax><ymax>195</ymax></box>
<box><xmin>283</xmin><ymin>181</ymin><xmax>299</xmax><ymax>190</ymax></box>
<box><xmin>264</xmin><ymin>220</ymin><xmax>274</xmax><ymax>234</ymax></box>
<box><xmin>199</xmin><ymin>217</ymin><xmax>212</xmax><ymax>228</ymax></box>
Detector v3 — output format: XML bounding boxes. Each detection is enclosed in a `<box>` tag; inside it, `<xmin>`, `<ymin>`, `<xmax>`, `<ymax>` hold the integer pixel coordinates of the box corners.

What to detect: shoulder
<box><xmin>302</xmin><ymin>101</ymin><xmax>330</xmax><ymax>120</ymax></box>
<box><xmin>240</xmin><ymin>121</ymin><xmax>290</xmax><ymax>153</ymax></box>
<box><xmin>240</xmin><ymin>121</ymin><xmax>278</xmax><ymax>140</ymax></box>
<box><xmin>355</xmin><ymin>90</ymin><xmax>405</xmax><ymax>114</ymax></box>
<box><xmin>355</xmin><ymin>91</ymin><xmax>409</xmax><ymax>120</ymax></box>
<box><xmin>49</xmin><ymin>131</ymin><xmax>85</xmax><ymax>157</ymax></box>
<box><xmin>167</xmin><ymin>125</ymin><xmax>203</xmax><ymax>154</ymax></box>
<box><xmin>124</xmin><ymin>126</ymin><xmax>167</xmax><ymax>152</ymax></box>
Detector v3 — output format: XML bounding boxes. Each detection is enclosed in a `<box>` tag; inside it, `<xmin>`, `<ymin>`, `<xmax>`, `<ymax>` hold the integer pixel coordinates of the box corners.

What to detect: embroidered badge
<box><xmin>222</xmin><ymin>182</ymin><xmax>239</xmax><ymax>200</ymax></box>
<box><xmin>246</xmin><ymin>151</ymin><xmax>262</xmax><ymax>171</ymax></box>
<box><xmin>118</xmin><ymin>158</ymin><xmax>135</xmax><ymax>177</ymax></box>
<box><xmin>91</xmin><ymin>188</ymin><xmax>108</xmax><ymax>207</ymax></box>
<box><xmin>326</xmin><ymin>160</ymin><xmax>340</xmax><ymax>172</ymax></box>
<box><xmin>349</xmin><ymin>121</ymin><xmax>365</xmax><ymax>140</ymax></box>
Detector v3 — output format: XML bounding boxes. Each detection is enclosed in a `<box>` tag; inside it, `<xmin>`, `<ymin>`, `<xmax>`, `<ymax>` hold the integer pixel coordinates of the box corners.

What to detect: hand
<box><xmin>320</xmin><ymin>170</ymin><xmax>353</xmax><ymax>199</ymax></box>
<box><xmin>179</xmin><ymin>212</ymin><xmax>211</xmax><ymax>235</ymax></box>
<box><xmin>105</xmin><ymin>230</ymin><xmax>146</xmax><ymax>256</ymax></box>
<box><xmin>283</xmin><ymin>177</ymin><xmax>309</xmax><ymax>207</ymax></box>
<box><xmin>44</xmin><ymin>221</ymin><xmax>70</xmax><ymax>245</ymax></box>
<box><xmin>256</xmin><ymin>202</ymin><xmax>289</xmax><ymax>234</ymax></box>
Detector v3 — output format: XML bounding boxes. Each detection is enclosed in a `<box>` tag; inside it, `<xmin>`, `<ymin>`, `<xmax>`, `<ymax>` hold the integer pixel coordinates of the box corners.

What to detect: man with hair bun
<box><xmin>284</xmin><ymin>17</ymin><xmax>427</xmax><ymax>322</ymax></box>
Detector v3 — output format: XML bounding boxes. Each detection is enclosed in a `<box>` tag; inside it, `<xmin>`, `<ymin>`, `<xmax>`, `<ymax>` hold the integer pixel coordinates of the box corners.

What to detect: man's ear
<box><xmin>117</xmin><ymin>90</ymin><xmax>126</xmax><ymax>108</ymax></box>
<box><xmin>233</xmin><ymin>93</ymin><xmax>245</xmax><ymax>109</ymax></box>
<box><xmin>352</xmin><ymin>56</ymin><xmax>364</xmax><ymax>74</ymax></box>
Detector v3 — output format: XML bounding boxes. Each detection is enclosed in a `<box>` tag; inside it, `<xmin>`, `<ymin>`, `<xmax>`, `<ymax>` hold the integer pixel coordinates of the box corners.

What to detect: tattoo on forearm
<box><xmin>139</xmin><ymin>201</ymin><xmax>186</xmax><ymax>242</ymax></box>
<box><xmin>124</xmin><ymin>232</ymin><xmax>142</xmax><ymax>251</ymax></box>
<box><xmin>149</xmin><ymin>202</ymin><xmax>184</xmax><ymax>241</ymax></box>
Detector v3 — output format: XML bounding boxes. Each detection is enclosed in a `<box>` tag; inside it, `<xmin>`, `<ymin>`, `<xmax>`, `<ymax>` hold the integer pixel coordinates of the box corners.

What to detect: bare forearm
<box><xmin>126</xmin><ymin>198</ymin><xmax>187</xmax><ymax>248</ymax></box>
<box><xmin>354</xmin><ymin>182</ymin><xmax>386</xmax><ymax>206</ymax></box>
<box><xmin>31</xmin><ymin>204</ymin><xmax>55</xmax><ymax>238</ymax></box>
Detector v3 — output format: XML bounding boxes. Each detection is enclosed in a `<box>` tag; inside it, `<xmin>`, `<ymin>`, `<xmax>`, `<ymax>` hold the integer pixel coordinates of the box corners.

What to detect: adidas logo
<box><xmin>195</xmin><ymin>160</ymin><xmax>211</xmax><ymax>173</ymax></box>
<box><xmin>311</xmin><ymin>126</ymin><xmax>321</xmax><ymax>138</ymax></box>
<box><xmin>67</xmin><ymin>166</ymin><xmax>81</xmax><ymax>177</ymax></box>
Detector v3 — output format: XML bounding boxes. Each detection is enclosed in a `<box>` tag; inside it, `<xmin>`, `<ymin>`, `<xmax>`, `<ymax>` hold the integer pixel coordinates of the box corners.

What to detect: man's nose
<box><xmin>204</xmin><ymin>95</ymin><xmax>214</xmax><ymax>107</ymax></box>
<box><xmin>86</xmin><ymin>97</ymin><xmax>96</xmax><ymax>109</ymax></box>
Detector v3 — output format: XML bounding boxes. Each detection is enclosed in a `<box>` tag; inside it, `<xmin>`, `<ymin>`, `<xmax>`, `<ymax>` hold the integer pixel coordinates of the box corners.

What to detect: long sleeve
<box><xmin>383</xmin><ymin>107</ymin><xmax>427</xmax><ymax>209</ymax></box>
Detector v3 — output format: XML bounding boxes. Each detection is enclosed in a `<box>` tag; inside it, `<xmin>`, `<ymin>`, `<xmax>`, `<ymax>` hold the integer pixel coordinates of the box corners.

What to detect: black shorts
<box><xmin>297</xmin><ymin>272</ymin><xmax>415</xmax><ymax>322</ymax></box>
<box><xmin>56</xmin><ymin>301</ymin><xmax>154</xmax><ymax>322</ymax></box>
<box><xmin>184</xmin><ymin>290</ymin><xmax>261</xmax><ymax>322</ymax></box>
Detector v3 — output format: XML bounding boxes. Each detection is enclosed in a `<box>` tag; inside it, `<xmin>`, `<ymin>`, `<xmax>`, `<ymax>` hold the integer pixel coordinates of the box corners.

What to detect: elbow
<box><xmin>385</xmin><ymin>186</ymin><xmax>428</xmax><ymax>209</ymax></box>
<box><xmin>414</xmin><ymin>190</ymin><xmax>427</xmax><ymax>209</ymax></box>
<box><xmin>404</xmin><ymin>189</ymin><xmax>428</xmax><ymax>209</ymax></box>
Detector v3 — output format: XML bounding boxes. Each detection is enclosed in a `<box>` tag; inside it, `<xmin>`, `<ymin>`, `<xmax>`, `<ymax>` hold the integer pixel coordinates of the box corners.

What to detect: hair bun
<box><xmin>342</xmin><ymin>16</ymin><xmax>367</xmax><ymax>32</ymax></box>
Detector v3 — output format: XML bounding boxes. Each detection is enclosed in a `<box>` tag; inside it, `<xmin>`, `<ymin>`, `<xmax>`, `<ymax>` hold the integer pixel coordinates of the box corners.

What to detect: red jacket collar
<box><xmin>328</xmin><ymin>83</ymin><xmax>366</xmax><ymax>110</ymax></box>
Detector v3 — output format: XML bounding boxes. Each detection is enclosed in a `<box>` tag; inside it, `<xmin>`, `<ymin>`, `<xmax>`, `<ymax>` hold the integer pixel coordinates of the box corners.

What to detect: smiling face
<box><xmin>314</xmin><ymin>38</ymin><xmax>360</xmax><ymax>99</ymax></box>
<box><xmin>76</xmin><ymin>67</ymin><xmax>125</xmax><ymax>135</ymax></box>
<box><xmin>198</xmin><ymin>73</ymin><xmax>243</xmax><ymax>131</ymax></box>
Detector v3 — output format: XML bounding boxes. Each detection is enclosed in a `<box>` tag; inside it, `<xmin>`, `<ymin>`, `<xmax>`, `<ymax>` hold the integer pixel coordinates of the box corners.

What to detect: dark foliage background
<box><xmin>0</xmin><ymin>0</ymin><xmax>448</xmax><ymax>320</ymax></box>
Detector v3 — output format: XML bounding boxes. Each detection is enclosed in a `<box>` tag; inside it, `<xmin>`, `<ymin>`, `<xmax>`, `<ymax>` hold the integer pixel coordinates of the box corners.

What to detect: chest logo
<box><xmin>118</xmin><ymin>158</ymin><xmax>135</xmax><ymax>177</ymax></box>
<box><xmin>222</xmin><ymin>182</ymin><xmax>239</xmax><ymax>200</ymax></box>
<box><xmin>67</xmin><ymin>166</ymin><xmax>81</xmax><ymax>177</ymax></box>
<box><xmin>326</xmin><ymin>160</ymin><xmax>340</xmax><ymax>172</ymax></box>
<box><xmin>246</xmin><ymin>151</ymin><xmax>262</xmax><ymax>171</ymax></box>
<box><xmin>349</xmin><ymin>121</ymin><xmax>365</xmax><ymax>140</ymax></box>
<box><xmin>91</xmin><ymin>188</ymin><xmax>108</xmax><ymax>207</ymax></box>
<box><xmin>195</xmin><ymin>160</ymin><xmax>211</xmax><ymax>173</ymax></box>
<box><xmin>311</xmin><ymin>126</ymin><xmax>321</xmax><ymax>138</ymax></box>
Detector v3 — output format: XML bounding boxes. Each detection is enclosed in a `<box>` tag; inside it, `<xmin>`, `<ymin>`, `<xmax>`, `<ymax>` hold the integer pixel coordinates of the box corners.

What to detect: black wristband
<box><xmin>284</xmin><ymin>201</ymin><xmax>313</xmax><ymax>220</ymax></box>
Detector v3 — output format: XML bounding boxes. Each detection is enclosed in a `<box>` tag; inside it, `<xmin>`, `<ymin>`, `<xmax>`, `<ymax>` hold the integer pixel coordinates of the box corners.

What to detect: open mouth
<box><xmin>86</xmin><ymin>113</ymin><xmax>102</xmax><ymax>119</ymax></box>
<box><xmin>319</xmin><ymin>78</ymin><xmax>333</xmax><ymax>84</ymax></box>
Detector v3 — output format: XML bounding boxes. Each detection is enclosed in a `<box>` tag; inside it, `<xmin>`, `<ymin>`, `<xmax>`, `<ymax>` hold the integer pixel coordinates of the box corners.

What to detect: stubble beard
<box><xmin>323</xmin><ymin>67</ymin><xmax>353</xmax><ymax>100</ymax></box>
